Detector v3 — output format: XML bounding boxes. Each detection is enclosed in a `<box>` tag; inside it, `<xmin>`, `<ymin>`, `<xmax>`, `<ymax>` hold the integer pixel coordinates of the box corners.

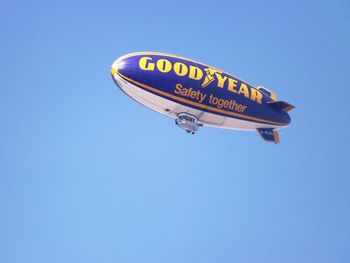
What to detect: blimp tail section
<box><xmin>257</xmin><ymin>128</ymin><xmax>280</xmax><ymax>144</ymax></box>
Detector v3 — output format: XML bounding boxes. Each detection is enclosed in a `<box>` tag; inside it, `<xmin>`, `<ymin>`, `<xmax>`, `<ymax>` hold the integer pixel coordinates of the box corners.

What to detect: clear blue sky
<box><xmin>1</xmin><ymin>0</ymin><xmax>349</xmax><ymax>262</ymax></box>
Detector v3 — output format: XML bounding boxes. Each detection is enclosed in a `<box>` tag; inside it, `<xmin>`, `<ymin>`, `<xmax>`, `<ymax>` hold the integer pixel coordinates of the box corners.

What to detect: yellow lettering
<box><xmin>173</xmin><ymin>62</ymin><xmax>188</xmax><ymax>76</ymax></box>
<box><xmin>139</xmin><ymin>57</ymin><xmax>155</xmax><ymax>71</ymax></box>
<box><xmin>228</xmin><ymin>78</ymin><xmax>238</xmax><ymax>93</ymax></box>
<box><xmin>189</xmin><ymin>66</ymin><xmax>203</xmax><ymax>80</ymax></box>
<box><xmin>215</xmin><ymin>73</ymin><xmax>227</xmax><ymax>88</ymax></box>
<box><xmin>156</xmin><ymin>59</ymin><xmax>172</xmax><ymax>73</ymax></box>
<box><xmin>250</xmin><ymin>88</ymin><xmax>263</xmax><ymax>104</ymax></box>
<box><xmin>238</xmin><ymin>83</ymin><xmax>250</xmax><ymax>98</ymax></box>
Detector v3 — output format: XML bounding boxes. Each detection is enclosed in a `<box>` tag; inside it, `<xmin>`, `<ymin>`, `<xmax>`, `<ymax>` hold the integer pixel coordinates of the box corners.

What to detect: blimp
<box><xmin>111</xmin><ymin>52</ymin><xmax>294</xmax><ymax>143</ymax></box>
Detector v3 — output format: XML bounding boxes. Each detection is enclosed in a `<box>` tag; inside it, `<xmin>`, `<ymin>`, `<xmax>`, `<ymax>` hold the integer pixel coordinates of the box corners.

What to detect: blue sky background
<box><xmin>1</xmin><ymin>0</ymin><xmax>350</xmax><ymax>262</ymax></box>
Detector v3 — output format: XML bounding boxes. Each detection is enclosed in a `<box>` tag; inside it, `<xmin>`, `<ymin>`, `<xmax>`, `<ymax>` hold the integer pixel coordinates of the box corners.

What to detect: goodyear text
<box><xmin>139</xmin><ymin>56</ymin><xmax>263</xmax><ymax>104</ymax></box>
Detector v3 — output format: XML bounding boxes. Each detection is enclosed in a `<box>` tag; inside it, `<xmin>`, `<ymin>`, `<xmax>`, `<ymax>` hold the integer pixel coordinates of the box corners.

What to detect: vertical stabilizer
<box><xmin>257</xmin><ymin>128</ymin><xmax>280</xmax><ymax>144</ymax></box>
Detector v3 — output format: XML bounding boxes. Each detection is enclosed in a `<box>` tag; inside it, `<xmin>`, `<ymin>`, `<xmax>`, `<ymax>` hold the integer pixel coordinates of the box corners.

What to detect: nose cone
<box><xmin>111</xmin><ymin>58</ymin><xmax>126</xmax><ymax>76</ymax></box>
<box><xmin>111</xmin><ymin>55</ymin><xmax>139</xmax><ymax>77</ymax></box>
<box><xmin>111</xmin><ymin>56</ymin><xmax>133</xmax><ymax>92</ymax></box>
<box><xmin>110</xmin><ymin>62</ymin><xmax>118</xmax><ymax>75</ymax></box>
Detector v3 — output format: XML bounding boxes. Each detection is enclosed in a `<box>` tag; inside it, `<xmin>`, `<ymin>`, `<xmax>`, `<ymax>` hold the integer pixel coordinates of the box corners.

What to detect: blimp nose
<box><xmin>111</xmin><ymin>66</ymin><xmax>118</xmax><ymax>75</ymax></box>
<box><xmin>111</xmin><ymin>60</ymin><xmax>121</xmax><ymax>75</ymax></box>
<box><xmin>111</xmin><ymin>57</ymin><xmax>135</xmax><ymax>76</ymax></box>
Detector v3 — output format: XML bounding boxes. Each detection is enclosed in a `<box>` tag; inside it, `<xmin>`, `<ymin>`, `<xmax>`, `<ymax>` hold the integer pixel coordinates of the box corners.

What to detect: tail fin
<box><xmin>257</xmin><ymin>128</ymin><xmax>280</xmax><ymax>144</ymax></box>
<box><xmin>257</xmin><ymin>86</ymin><xmax>277</xmax><ymax>101</ymax></box>
<box><xmin>267</xmin><ymin>100</ymin><xmax>295</xmax><ymax>112</ymax></box>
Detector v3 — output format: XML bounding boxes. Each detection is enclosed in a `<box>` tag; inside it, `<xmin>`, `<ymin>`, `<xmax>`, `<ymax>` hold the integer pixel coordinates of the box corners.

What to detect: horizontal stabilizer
<box><xmin>257</xmin><ymin>128</ymin><xmax>280</xmax><ymax>144</ymax></box>
<box><xmin>267</xmin><ymin>100</ymin><xmax>295</xmax><ymax>112</ymax></box>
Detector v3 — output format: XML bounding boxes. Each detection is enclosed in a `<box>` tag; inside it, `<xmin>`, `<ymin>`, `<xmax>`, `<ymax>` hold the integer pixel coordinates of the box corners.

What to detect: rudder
<box><xmin>257</xmin><ymin>128</ymin><xmax>280</xmax><ymax>144</ymax></box>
